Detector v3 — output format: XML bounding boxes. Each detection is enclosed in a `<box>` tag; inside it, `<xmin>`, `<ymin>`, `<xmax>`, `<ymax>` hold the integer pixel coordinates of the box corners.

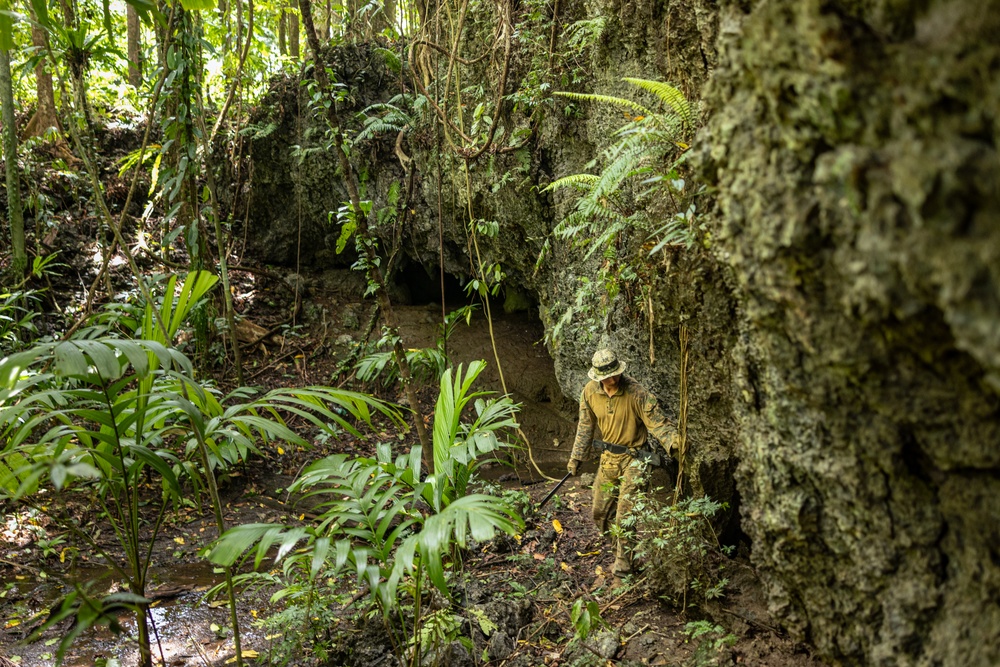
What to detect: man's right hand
<box><xmin>567</xmin><ymin>459</ymin><xmax>581</xmax><ymax>476</ymax></box>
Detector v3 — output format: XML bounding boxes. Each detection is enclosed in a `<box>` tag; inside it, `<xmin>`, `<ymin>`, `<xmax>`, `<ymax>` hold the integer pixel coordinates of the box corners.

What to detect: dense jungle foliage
<box><xmin>0</xmin><ymin>1</ymin><xmax>729</xmax><ymax>666</ymax></box>
<box><xmin>5</xmin><ymin>1</ymin><xmax>996</xmax><ymax>666</ymax></box>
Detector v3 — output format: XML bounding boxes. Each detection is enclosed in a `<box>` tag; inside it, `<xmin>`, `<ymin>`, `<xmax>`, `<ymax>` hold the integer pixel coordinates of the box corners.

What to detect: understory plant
<box><xmin>0</xmin><ymin>288</ymin><xmax>42</xmax><ymax>352</ymax></box>
<box><xmin>355</xmin><ymin>304</ymin><xmax>477</xmax><ymax>385</ymax></box>
<box><xmin>0</xmin><ymin>272</ymin><xmax>394</xmax><ymax>667</ymax></box>
<box><xmin>624</xmin><ymin>485</ymin><xmax>732</xmax><ymax>611</ymax></box>
<box><xmin>683</xmin><ymin>620</ymin><xmax>738</xmax><ymax>667</ymax></box>
<box><xmin>207</xmin><ymin>360</ymin><xmax>523</xmax><ymax>663</ymax></box>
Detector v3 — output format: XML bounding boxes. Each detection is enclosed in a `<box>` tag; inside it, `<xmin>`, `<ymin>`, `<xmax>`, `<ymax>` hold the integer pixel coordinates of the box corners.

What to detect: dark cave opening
<box><xmin>388</xmin><ymin>257</ymin><xmax>537</xmax><ymax>316</ymax></box>
<box><xmin>390</xmin><ymin>257</ymin><xmax>470</xmax><ymax>306</ymax></box>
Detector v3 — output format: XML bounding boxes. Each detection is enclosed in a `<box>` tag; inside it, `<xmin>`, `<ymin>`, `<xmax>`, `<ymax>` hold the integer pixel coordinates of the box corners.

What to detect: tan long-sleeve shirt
<box><xmin>570</xmin><ymin>375</ymin><xmax>677</xmax><ymax>461</ymax></box>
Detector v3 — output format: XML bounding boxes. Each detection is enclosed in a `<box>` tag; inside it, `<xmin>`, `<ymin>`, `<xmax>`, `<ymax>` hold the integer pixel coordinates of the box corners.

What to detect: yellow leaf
<box><xmin>242</xmin><ymin>650</ymin><xmax>259</xmax><ymax>658</ymax></box>
<box><xmin>595</xmin><ymin>565</ymin><xmax>605</xmax><ymax>577</ymax></box>
<box><xmin>5</xmin><ymin>619</ymin><xmax>20</xmax><ymax>628</ymax></box>
<box><xmin>560</xmin><ymin>562</ymin><xmax>571</xmax><ymax>572</ymax></box>
<box><xmin>676</xmin><ymin>141</ymin><xmax>690</xmax><ymax>150</ymax></box>
<box><xmin>173</xmin><ymin>537</ymin><xmax>185</xmax><ymax>545</ymax></box>
<box><xmin>277</xmin><ymin>446</ymin><xmax>285</xmax><ymax>455</ymax></box>
<box><xmin>577</xmin><ymin>550</ymin><xmax>601</xmax><ymax>557</ymax></box>
<box><xmin>299</xmin><ymin>514</ymin><xmax>305</xmax><ymax>521</ymax></box>
<box><xmin>552</xmin><ymin>519</ymin><xmax>563</xmax><ymax>534</ymax></box>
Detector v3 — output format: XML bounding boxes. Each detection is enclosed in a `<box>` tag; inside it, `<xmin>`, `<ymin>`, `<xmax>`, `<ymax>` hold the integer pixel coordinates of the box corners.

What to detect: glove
<box><xmin>567</xmin><ymin>459</ymin><xmax>581</xmax><ymax>476</ymax></box>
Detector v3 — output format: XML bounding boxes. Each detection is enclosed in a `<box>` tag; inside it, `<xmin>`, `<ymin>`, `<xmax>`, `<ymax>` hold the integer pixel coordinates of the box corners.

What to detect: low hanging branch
<box><xmin>299</xmin><ymin>0</ymin><xmax>433</xmax><ymax>471</ymax></box>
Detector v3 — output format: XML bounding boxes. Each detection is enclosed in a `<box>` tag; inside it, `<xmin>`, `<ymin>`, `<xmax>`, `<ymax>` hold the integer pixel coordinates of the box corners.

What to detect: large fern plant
<box><xmin>544</xmin><ymin>77</ymin><xmax>697</xmax><ymax>257</ymax></box>
<box><xmin>538</xmin><ymin>78</ymin><xmax>699</xmax><ymax>342</ymax></box>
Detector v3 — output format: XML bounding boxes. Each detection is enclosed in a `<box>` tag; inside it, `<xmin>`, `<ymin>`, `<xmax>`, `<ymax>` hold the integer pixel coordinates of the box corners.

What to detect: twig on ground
<box><xmin>246</xmin><ymin>347</ymin><xmax>308</xmax><ymax>382</ymax></box>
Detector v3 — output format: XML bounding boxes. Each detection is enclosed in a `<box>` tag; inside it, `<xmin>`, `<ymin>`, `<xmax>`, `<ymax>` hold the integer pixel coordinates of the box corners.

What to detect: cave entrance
<box><xmin>390</xmin><ymin>258</ymin><xmax>469</xmax><ymax>306</ymax></box>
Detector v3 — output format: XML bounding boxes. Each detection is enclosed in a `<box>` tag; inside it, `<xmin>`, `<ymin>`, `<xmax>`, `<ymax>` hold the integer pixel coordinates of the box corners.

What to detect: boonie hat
<box><xmin>588</xmin><ymin>348</ymin><xmax>626</xmax><ymax>382</ymax></box>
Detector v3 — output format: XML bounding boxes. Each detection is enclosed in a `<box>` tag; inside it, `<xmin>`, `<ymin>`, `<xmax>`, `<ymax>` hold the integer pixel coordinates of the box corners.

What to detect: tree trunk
<box><xmin>0</xmin><ymin>48</ymin><xmax>26</xmax><ymax>278</ymax></box>
<box><xmin>384</xmin><ymin>0</ymin><xmax>396</xmax><ymax>34</ymax></box>
<box><xmin>288</xmin><ymin>0</ymin><xmax>299</xmax><ymax>59</ymax></box>
<box><xmin>127</xmin><ymin>5</ymin><xmax>142</xmax><ymax>88</ymax></box>
<box><xmin>278</xmin><ymin>5</ymin><xmax>287</xmax><ymax>55</ymax></box>
<box><xmin>22</xmin><ymin>7</ymin><xmax>62</xmax><ymax>140</ymax></box>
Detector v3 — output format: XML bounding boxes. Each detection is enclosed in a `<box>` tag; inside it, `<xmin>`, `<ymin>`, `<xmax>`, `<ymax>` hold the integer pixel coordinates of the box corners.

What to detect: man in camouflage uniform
<box><xmin>566</xmin><ymin>349</ymin><xmax>678</xmax><ymax>577</ymax></box>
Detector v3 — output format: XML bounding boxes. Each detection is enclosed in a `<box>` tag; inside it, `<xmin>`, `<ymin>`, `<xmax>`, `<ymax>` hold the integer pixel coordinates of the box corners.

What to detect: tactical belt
<box><xmin>593</xmin><ymin>439</ymin><xmax>662</xmax><ymax>466</ymax></box>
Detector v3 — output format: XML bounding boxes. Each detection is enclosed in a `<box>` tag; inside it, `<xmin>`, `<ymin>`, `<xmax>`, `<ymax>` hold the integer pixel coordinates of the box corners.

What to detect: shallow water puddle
<box><xmin>1</xmin><ymin>560</ymin><xmax>263</xmax><ymax>666</ymax></box>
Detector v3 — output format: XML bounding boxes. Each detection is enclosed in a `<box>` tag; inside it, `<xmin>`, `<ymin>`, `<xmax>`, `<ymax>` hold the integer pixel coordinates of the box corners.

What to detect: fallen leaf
<box><xmin>595</xmin><ymin>565</ymin><xmax>605</xmax><ymax>577</ymax></box>
<box><xmin>560</xmin><ymin>562</ymin><xmax>571</xmax><ymax>572</ymax></box>
<box><xmin>552</xmin><ymin>519</ymin><xmax>563</xmax><ymax>534</ymax></box>
<box><xmin>533</xmin><ymin>553</ymin><xmax>545</xmax><ymax>561</ymax></box>
<box><xmin>174</xmin><ymin>537</ymin><xmax>185</xmax><ymax>545</ymax></box>
<box><xmin>577</xmin><ymin>550</ymin><xmax>601</xmax><ymax>557</ymax></box>
<box><xmin>278</xmin><ymin>446</ymin><xmax>285</xmax><ymax>455</ymax></box>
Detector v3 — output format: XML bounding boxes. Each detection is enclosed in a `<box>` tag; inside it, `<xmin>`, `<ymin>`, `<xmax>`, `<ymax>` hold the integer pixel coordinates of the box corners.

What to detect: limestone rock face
<box><xmin>700</xmin><ymin>1</ymin><xmax>1000</xmax><ymax>664</ymax></box>
<box><xmin>241</xmin><ymin>0</ymin><xmax>1000</xmax><ymax>664</ymax></box>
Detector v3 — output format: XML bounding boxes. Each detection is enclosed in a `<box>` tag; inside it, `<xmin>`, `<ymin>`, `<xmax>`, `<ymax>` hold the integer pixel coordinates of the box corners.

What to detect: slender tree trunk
<box><xmin>278</xmin><ymin>5</ymin><xmax>287</xmax><ymax>55</ymax></box>
<box><xmin>59</xmin><ymin>0</ymin><xmax>75</xmax><ymax>26</ymax></box>
<box><xmin>127</xmin><ymin>5</ymin><xmax>142</xmax><ymax>87</ymax></box>
<box><xmin>23</xmin><ymin>11</ymin><xmax>61</xmax><ymax>140</ymax></box>
<box><xmin>288</xmin><ymin>0</ymin><xmax>299</xmax><ymax>59</ymax></box>
<box><xmin>0</xmin><ymin>48</ymin><xmax>26</xmax><ymax>278</ymax></box>
<box><xmin>236</xmin><ymin>0</ymin><xmax>244</xmax><ymax>56</ymax></box>
<box><xmin>384</xmin><ymin>0</ymin><xmax>397</xmax><ymax>34</ymax></box>
<box><xmin>299</xmin><ymin>0</ymin><xmax>434</xmax><ymax>471</ymax></box>
<box><xmin>324</xmin><ymin>0</ymin><xmax>332</xmax><ymax>40</ymax></box>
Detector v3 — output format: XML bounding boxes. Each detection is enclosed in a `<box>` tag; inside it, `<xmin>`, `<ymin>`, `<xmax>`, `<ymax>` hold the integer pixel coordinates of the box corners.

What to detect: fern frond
<box><xmin>356</xmin><ymin>119</ymin><xmax>407</xmax><ymax>143</ymax></box>
<box><xmin>623</xmin><ymin>78</ymin><xmax>694</xmax><ymax>126</ymax></box>
<box><xmin>592</xmin><ymin>145</ymin><xmax>648</xmax><ymax>200</ymax></box>
<box><xmin>374</xmin><ymin>47</ymin><xmax>402</xmax><ymax>73</ymax></box>
<box><xmin>553</xmin><ymin>91</ymin><xmax>654</xmax><ymax>117</ymax></box>
<box><xmin>542</xmin><ymin>173</ymin><xmax>600</xmax><ymax>193</ymax></box>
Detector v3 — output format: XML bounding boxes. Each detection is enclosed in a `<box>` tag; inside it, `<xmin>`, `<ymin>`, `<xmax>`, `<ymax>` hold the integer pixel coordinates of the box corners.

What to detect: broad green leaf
<box><xmin>128</xmin><ymin>444</ymin><xmax>181</xmax><ymax>494</ymax></box>
<box><xmin>30</xmin><ymin>0</ymin><xmax>48</xmax><ymax>28</ymax></box>
<box><xmin>310</xmin><ymin>537</ymin><xmax>330</xmax><ymax>581</ymax></box>
<box><xmin>53</xmin><ymin>342</ymin><xmax>89</xmax><ymax>377</ymax></box>
<box><xmin>207</xmin><ymin>523</ymin><xmax>281</xmax><ymax>567</ymax></box>
<box><xmin>0</xmin><ymin>6</ymin><xmax>13</xmax><ymax>52</ymax></box>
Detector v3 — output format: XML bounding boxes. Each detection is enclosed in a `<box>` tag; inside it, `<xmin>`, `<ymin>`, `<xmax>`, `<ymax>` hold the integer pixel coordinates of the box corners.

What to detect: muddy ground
<box><xmin>0</xmin><ymin>261</ymin><xmax>822</xmax><ymax>667</ymax></box>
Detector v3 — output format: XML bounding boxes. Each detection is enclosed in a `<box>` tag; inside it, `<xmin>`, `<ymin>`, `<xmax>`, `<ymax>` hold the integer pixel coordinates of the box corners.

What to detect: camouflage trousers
<box><xmin>592</xmin><ymin>450</ymin><xmax>646</xmax><ymax>574</ymax></box>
